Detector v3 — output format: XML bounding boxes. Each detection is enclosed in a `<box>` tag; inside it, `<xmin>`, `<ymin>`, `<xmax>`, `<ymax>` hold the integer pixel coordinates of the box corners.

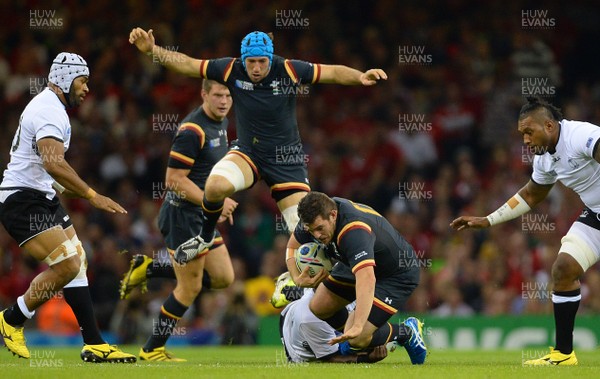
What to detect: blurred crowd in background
<box><xmin>1</xmin><ymin>0</ymin><xmax>600</xmax><ymax>345</ymax></box>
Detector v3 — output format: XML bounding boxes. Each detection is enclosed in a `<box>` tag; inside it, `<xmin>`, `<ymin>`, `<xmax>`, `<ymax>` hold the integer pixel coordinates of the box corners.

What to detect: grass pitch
<box><xmin>1</xmin><ymin>346</ymin><xmax>599</xmax><ymax>379</ymax></box>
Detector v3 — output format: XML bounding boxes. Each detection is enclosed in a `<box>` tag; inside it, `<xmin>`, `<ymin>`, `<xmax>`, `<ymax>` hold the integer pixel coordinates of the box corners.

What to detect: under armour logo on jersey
<box><xmin>384</xmin><ymin>297</ymin><xmax>392</xmax><ymax>305</ymax></box>
<box><xmin>552</xmin><ymin>156</ymin><xmax>561</xmax><ymax>162</ymax></box>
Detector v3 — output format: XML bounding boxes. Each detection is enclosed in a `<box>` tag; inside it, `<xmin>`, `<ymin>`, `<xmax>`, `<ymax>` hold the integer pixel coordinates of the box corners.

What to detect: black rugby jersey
<box><xmin>200</xmin><ymin>55</ymin><xmax>320</xmax><ymax>159</ymax></box>
<box><xmin>167</xmin><ymin>107</ymin><xmax>228</xmax><ymax>190</ymax></box>
<box><xmin>295</xmin><ymin>197</ymin><xmax>415</xmax><ymax>278</ymax></box>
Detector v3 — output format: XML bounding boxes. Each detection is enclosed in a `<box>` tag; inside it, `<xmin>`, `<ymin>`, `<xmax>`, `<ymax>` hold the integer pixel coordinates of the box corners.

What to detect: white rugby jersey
<box><xmin>532</xmin><ymin>119</ymin><xmax>600</xmax><ymax>212</ymax></box>
<box><xmin>1</xmin><ymin>88</ymin><xmax>71</xmax><ymax>199</ymax></box>
<box><xmin>281</xmin><ymin>289</ymin><xmax>339</xmax><ymax>362</ymax></box>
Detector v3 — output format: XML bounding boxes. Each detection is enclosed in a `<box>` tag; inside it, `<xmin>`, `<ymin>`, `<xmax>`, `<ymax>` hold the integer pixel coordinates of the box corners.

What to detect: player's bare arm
<box><xmin>38</xmin><ymin>138</ymin><xmax>126</xmax><ymax>214</ymax></box>
<box><xmin>329</xmin><ymin>266</ymin><xmax>375</xmax><ymax>345</ymax></box>
<box><xmin>129</xmin><ymin>27</ymin><xmax>203</xmax><ymax>77</ymax></box>
<box><xmin>451</xmin><ymin>179</ymin><xmax>553</xmax><ymax>231</ymax></box>
<box><xmin>166</xmin><ymin>167</ymin><xmax>238</xmax><ymax>224</ymax></box>
<box><xmin>318</xmin><ymin>65</ymin><xmax>387</xmax><ymax>86</ymax></box>
<box><xmin>285</xmin><ymin>234</ymin><xmax>328</xmax><ymax>287</ymax></box>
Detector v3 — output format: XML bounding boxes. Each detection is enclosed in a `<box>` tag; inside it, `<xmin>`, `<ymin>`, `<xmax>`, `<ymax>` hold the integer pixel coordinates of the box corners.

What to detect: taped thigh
<box><xmin>43</xmin><ymin>239</ymin><xmax>78</xmax><ymax>266</ymax></box>
<box><xmin>281</xmin><ymin>204</ymin><xmax>299</xmax><ymax>234</ymax></box>
<box><xmin>64</xmin><ymin>235</ymin><xmax>89</xmax><ymax>287</ymax></box>
<box><xmin>209</xmin><ymin>159</ymin><xmax>248</xmax><ymax>192</ymax></box>
<box><xmin>560</xmin><ymin>233</ymin><xmax>599</xmax><ymax>272</ymax></box>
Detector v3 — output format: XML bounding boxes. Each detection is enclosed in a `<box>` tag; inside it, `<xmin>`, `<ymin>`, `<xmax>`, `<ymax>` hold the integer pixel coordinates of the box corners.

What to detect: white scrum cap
<box><xmin>48</xmin><ymin>52</ymin><xmax>89</xmax><ymax>93</ymax></box>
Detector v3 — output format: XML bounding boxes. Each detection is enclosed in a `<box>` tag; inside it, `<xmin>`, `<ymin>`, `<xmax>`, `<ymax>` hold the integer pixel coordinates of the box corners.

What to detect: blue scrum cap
<box><xmin>240</xmin><ymin>31</ymin><xmax>274</xmax><ymax>68</ymax></box>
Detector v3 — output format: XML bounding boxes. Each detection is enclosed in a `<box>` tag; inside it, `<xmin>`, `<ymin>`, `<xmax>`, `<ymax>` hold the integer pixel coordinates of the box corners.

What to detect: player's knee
<box><xmin>43</xmin><ymin>240</ymin><xmax>80</xmax><ymax>280</ymax></box>
<box><xmin>177</xmin><ymin>274</ymin><xmax>203</xmax><ymax>298</ymax></box>
<box><xmin>54</xmin><ymin>255</ymin><xmax>81</xmax><ymax>281</ymax></box>
<box><xmin>210</xmin><ymin>269</ymin><xmax>234</xmax><ymax>289</ymax></box>
<box><xmin>551</xmin><ymin>254</ymin><xmax>581</xmax><ymax>285</ymax></box>
<box><xmin>205</xmin><ymin>175</ymin><xmax>234</xmax><ymax>201</ymax></box>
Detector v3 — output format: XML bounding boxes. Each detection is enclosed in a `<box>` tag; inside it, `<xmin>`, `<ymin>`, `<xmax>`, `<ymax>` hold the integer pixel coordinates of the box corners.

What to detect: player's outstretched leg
<box><xmin>120</xmin><ymin>254</ymin><xmax>153</xmax><ymax>300</ymax></box>
<box><xmin>0</xmin><ymin>310</ymin><xmax>29</xmax><ymax>359</ymax></box>
<box><xmin>523</xmin><ymin>347</ymin><xmax>578</xmax><ymax>366</ymax></box>
<box><xmin>80</xmin><ymin>343</ymin><xmax>137</xmax><ymax>363</ymax></box>
<box><xmin>402</xmin><ymin>317</ymin><xmax>427</xmax><ymax>364</ymax></box>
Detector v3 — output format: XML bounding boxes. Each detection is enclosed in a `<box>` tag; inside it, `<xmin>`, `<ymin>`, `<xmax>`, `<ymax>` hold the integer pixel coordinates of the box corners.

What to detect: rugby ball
<box><xmin>295</xmin><ymin>242</ymin><xmax>333</xmax><ymax>277</ymax></box>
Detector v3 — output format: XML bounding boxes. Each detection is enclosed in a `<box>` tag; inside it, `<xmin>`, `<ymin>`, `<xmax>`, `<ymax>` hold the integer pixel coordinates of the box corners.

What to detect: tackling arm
<box><xmin>450</xmin><ymin>179</ymin><xmax>553</xmax><ymax>230</ymax></box>
<box><xmin>329</xmin><ymin>266</ymin><xmax>375</xmax><ymax>345</ymax></box>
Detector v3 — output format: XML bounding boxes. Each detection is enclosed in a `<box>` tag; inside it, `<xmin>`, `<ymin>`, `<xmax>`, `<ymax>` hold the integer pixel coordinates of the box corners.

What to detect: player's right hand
<box><xmin>450</xmin><ymin>216</ymin><xmax>490</xmax><ymax>231</ymax></box>
<box><xmin>129</xmin><ymin>27</ymin><xmax>155</xmax><ymax>54</ymax></box>
<box><xmin>89</xmin><ymin>194</ymin><xmax>127</xmax><ymax>214</ymax></box>
<box><xmin>293</xmin><ymin>266</ymin><xmax>328</xmax><ymax>288</ymax></box>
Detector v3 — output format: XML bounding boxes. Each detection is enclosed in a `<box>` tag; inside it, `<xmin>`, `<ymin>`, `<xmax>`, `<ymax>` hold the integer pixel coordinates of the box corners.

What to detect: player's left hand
<box><xmin>360</xmin><ymin>69</ymin><xmax>388</xmax><ymax>86</ymax></box>
<box><xmin>329</xmin><ymin>324</ymin><xmax>363</xmax><ymax>345</ymax></box>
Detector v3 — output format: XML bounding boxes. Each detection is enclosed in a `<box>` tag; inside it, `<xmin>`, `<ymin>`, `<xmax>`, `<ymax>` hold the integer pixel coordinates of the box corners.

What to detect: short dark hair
<box><xmin>297</xmin><ymin>192</ymin><xmax>336</xmax><ymax>225</ymax></box>
<box><xmin>202</xmin><ymin>79</ymin><xmax>220</xmax><ymax>93</ymax></box>
<box><xmin>519</xmin><ymin>97</ymin><xmax>563</xmax><ymax>121</ymax></box>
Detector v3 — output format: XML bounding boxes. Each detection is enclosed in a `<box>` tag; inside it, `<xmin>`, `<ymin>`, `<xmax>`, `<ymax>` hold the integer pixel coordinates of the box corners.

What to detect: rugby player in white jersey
<box><xmin>272</xmin><ymin>272</ymin><xmax>388</xmax><ymax>364</ymax></box>
<box><xmin>451</xmin><ymin>97</ymin><xmax>600</xmax><ymax>365</ymax></box>
<box><xmin>0</xmin><ymin>52</ymin><xmax>135</xmax><ymax>362</ymax></box>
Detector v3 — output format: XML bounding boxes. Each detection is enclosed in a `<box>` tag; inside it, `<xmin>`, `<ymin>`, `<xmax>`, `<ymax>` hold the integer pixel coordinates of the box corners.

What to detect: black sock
<box><xmin>3</xmin><ymin>303</ymin><xmax>27</xmax><ymax>326</ymax></box>
<box><xmin>146</xmin><ymin>261</ymin><xmax>175</xmax><ymax>279</ymax></box>
<box><xmin>63</xmin><ymin>286</ymin><xmax>104</xmax><ymax>345</ymax></box>
<box><xmin>368</xmin><ymin>322</ymin><xmax>412</xmax><ymax>347</ymax></box>
<box><xmin>553</xmin><ymin>289</ymin><xmax>580</xmax><ymax>354</ymax></box>
<box><xmin>322</xmin><ymin>308</ymin><xmax>348</xmax><ymax>331</ymax></box>
<box><xmin>143</xmin><ymin>293</ymin><xmax>188</xmax><ymax>351</ymax></box>
<box><xmin>200</xmin><ymin>196</ymin><xmax>223</xmax><ymax>242</ymax></box>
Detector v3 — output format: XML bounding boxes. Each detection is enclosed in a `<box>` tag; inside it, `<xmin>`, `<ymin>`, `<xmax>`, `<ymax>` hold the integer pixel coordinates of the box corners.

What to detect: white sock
<box><xmin>17</xmin><ymin>295</ymin><xmax>36</xmax><ymax>319</ymax></box>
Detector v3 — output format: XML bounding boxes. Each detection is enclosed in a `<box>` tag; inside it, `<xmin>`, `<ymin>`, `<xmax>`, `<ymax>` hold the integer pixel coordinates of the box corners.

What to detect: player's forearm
<box><xmin>45</xmin><ymin>161</ymin><xmax>95</xmax><ymax>199</ymax></box>
<box><xmin>149</xmin><ymin>45</ymin><xmax>202</xmax><ymax>77</ymax></box>
<box><xmin>352</xmin><ymin>268</ymin><xmax>376</xmax><ymax>330</ymax></box>
<box><xmin>321</xmin><ymin>65</ymin><xmax>363</xmax><ymax>85</ymax></box>
<box><xmin>166</xmin><ymin>176</ymin><xmax>204</xmax><ymax>205</ymax></box>
<box><xmin>487</xmin><ymin>181</ymin><xmax>551</xmax><ymax>226</ymax></box>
